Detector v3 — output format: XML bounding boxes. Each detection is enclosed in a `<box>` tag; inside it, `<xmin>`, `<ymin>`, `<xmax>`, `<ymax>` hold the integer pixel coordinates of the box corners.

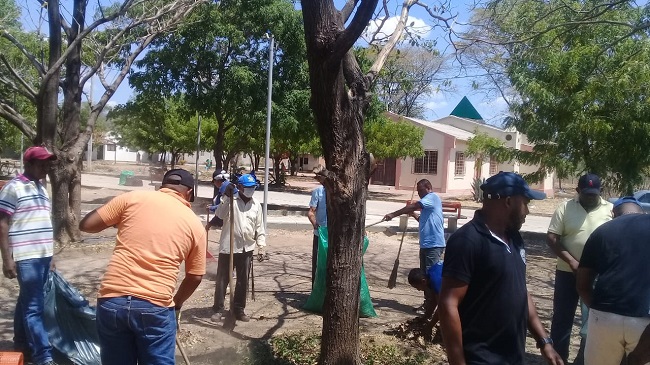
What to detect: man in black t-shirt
<box><xmin>577</xmin><ymin>197</ymin><xmax>650</xmax><ymax>365</ymax></box>
<box><xmin>438</xmin><ymin>172</ymin><xmax>563</xmax><ymax>365</ymax></box>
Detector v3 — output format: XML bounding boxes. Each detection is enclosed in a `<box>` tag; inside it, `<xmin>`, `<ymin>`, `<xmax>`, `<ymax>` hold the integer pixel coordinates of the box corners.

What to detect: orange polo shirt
<box><xmin>96</xmin><ymin>188</ymin><xmax>206</xmax><ymax>307</ymax></box>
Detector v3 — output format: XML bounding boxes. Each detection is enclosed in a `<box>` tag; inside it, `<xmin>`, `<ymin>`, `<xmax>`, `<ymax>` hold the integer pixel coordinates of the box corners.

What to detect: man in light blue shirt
<box><xmin>384</xmin><ymin>179</ymin><xmax>445</xmax><ymax>311</ymax></box>
<box><xmin>307</xmin><ymin>166</ymin><xmax>327</xmax><ymax>286</ymax></box>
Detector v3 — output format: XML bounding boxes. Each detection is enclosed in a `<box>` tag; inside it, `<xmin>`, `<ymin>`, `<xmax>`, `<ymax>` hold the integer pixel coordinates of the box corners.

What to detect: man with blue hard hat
<box><xmin>211</xmin><ymin>174</ymin><xmax>265</xmax><ymax>323</ymax></box>
<box><xmin>439</xmin><ymin>171</ymin><xmax>563</xmax><ymax>365</ymax></box>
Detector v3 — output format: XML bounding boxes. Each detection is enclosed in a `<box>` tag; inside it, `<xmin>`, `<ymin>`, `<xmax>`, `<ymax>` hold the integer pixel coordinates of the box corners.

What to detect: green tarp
<box><xmin>303</xmin><ymin>227</ymin><xmax>377</xmax><ymax>318</ymax></box>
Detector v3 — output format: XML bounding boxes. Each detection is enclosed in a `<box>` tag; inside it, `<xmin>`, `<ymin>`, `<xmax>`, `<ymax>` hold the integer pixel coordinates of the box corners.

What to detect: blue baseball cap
<box><xmin>480</xmin><ymin>171</ymin><xmax>546</xmax><ymax>200</ymax></box>
<box><xmin>238</xmin><ymin>174</ymin><xmax>257</xmax><ymax>188</ymax></box>
<box><xmin>578</xmin><ymin>173</ymin><xmax>602</xmax><ymax>194</ymax></box>
<box><xmin>613</xmin><ymin>196</ymin><xmax>641</xmax><ymax>209</ymax></box>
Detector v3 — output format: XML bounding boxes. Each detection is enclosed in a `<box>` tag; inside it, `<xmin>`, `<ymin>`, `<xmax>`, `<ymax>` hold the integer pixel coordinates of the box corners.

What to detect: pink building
<box><xmin>372</xmin><ymin>98</ymin><xmax>554</xmax><ymax>198</ymax></box>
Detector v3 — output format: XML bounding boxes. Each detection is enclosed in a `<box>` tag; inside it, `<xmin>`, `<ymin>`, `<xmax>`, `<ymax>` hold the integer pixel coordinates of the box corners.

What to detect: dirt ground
<box><xmin>0</xmin><ymin>228</ymin><xmax>584</xmax><ymax>365</ymax></box>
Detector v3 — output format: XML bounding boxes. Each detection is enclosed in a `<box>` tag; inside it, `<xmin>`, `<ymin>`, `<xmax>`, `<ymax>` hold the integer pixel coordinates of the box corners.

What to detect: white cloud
<box><xmin>106</xmin><ymin>101</ymin><xmax>118</xmax><ymax>108</ymax></box>
<box><xmin>423</xmin><ymin>92</ymin><xmax>450</xmax><ymax>119</ymax></box>
<box><xmin>363</xmin><ymin>16</ymin><xmax>432</xmax><ymax>44</ymax></box>
<box><xmin>424</xmin><ymin>100</ymin><xmax>449</xmax><ymax>110</ymax></box>
<box><xmin>478</xmin><ymin>96</ymin><xmax>508</xmax><ymax>110</ymax></box>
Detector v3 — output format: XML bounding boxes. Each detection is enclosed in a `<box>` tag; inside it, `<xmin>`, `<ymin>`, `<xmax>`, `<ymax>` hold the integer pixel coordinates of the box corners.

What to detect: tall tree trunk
<box><xmin>50</xmin><ymin>153</ymin><xmax>83</xmax><ymax>243</ymax></box>
<box><xmin>171</xmin><ymin>151</ymin><xmax>178</xmax><ymax>169</ymax></box>
<box><xmin>213</xmin><ymin>121</ymin><xmax>226</xmax><ymax>172</ymax></box>
<box><xmin>289</xmin><ymin>154</ymin><xmax>298</xmax><ymax>176</ymax></box>
<box><xmin>301</xmin><ymin>1</ymin><xmax>376</xmax><ymax>363</ymax></box>
<box><xmin>35</xmin><ymin>0</ymin><xmax>61</xmax><ymax>146</ymax></box>
<box><xmin>254</xmin><ymin>154</ymin><xmax>261</xmax><ymax>172</ymax></box>
<box><xmin>50</xmin><ymin>0</ymin><xmax>87</xmax><ymax>244</ymax></box>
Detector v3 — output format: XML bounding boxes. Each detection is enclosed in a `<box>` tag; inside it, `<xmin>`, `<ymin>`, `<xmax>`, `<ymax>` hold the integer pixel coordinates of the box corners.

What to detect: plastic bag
<box><xmin>43</xmin><ymin>271</ymin><xmax>101</xmax><ymax>365</ymax></box>
<box><xmin>304</xmin><ymin>227</ymin><xmax>377</xmax><ymax>318</ymax></box>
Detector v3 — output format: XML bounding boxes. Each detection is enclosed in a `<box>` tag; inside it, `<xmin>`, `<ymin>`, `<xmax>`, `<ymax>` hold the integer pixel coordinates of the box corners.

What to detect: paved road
<box><xmin>80</xmin><ymin>173</ymin><xmax>552</xmax><ymax>234</ymax></box>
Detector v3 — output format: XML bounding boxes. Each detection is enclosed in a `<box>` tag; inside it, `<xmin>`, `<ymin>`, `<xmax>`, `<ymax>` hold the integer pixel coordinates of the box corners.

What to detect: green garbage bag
<box><xmin>303</xmin><ymin>226</ymin><xmax>377</xmax><ymax>318</ymax></box>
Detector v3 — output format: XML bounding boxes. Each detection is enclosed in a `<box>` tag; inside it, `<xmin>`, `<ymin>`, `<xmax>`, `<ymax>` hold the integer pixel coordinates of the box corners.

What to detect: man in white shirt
<box><xmin>211</xmin><ymin>174</ymin><xmax>265</xmax><ymax>322</ymax></box>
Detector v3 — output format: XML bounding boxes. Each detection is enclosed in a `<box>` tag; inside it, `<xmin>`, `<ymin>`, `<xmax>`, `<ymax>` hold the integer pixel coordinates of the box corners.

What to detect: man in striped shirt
<box><xmin>0</xmin><ymin>146</ymin><xmax>57</xmax><ymax>365</ymax></box>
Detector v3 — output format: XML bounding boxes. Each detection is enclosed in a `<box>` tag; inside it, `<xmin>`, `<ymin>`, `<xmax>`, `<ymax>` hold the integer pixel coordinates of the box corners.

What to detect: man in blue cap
<box><xmin>547</xmin><ymin>173</ymin><xmax>612</xmax><ymax>365</ymax></box>
<box><xmin>439</xmin><ymin>171</ymin><xmax>563</xmax><ymax>365</ymax></box>
<box><xmin>577</xmin><ymin>196</ymin><xmax>649</xmax><ymax>365</ymax></box>
<box><xmin>211</xmin><ymin>174</ymin><xmax>265</xmax><ymax>322</ymax></box>
<box><xmin>205</xmin><ymin>170</ymin><xmax>230</xmax><ymax>230</ymax></box>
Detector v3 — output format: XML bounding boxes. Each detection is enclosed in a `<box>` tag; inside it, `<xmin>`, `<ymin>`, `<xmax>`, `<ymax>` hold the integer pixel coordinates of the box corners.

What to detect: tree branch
<box><xmin>340</xmin><ymin>0</ymin><xmax>359</xmax><ymax>23</ymax></box>
<box><xmin>0</xmin><ymin>30</ymin><xmax>45</xmax><ymax>76</ymax></box>
<box><xmin>0</xmin><ymin>102</ymin><xmax>36</xmax><ymax>140</ymax></box>
<box><xmin>366</xmin><ymin>0</ymin><xmax>417</xmax><ymax>84</ymax></box>
<box><xmin>41</xmin><ymin>0</ymin><xmax>141</xmax><ymax>87</ymax></box>
<box><xmin>328</xmin><ymin>0</ymin><xmax>379</xmax><ymax>68</ymax></box>
<box><xmin>0</xmin><ymin>55</ymin><xmax>38</xmax><ymax>101</ymax></box>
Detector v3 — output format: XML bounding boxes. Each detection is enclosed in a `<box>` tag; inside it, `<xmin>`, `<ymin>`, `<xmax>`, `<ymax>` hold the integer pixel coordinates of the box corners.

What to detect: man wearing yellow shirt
<box><xmin>547</xmin><ymin>173</ymin><xmax>612</xmax><ymax>365</ymax></box>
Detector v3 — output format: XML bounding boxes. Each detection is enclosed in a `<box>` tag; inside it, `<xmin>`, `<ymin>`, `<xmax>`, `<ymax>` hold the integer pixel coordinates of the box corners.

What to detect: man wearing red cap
<box><xmin>0</xmin><ymin>146</ymin><xmax>57</xmax><ymax>365</ymax></box>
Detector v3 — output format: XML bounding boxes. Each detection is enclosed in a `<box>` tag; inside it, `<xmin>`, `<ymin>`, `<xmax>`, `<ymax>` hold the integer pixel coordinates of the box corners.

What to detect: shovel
<box><xmin>176</xmin><ymin>311</ymin><xmax>191</xmax><ymax>365</ymax></box>
<box><xmin>388</xmin><ymin>180</ymin><xmax>418</xmax><ymax>289</ymax></box>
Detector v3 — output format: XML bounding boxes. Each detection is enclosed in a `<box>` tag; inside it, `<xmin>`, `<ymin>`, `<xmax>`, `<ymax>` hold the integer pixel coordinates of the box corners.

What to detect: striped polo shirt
<box><xmin>0</xmin><ymin>174</ymin><xmax>54</xmax><ymax>261</ymax></box>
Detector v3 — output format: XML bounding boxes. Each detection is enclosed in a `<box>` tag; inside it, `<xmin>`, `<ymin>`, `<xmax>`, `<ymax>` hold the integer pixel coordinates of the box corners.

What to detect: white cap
<box><xmin>213</xmin><ymin>170</ymin><xmax>229</xmax><ymax>181</ymax></box>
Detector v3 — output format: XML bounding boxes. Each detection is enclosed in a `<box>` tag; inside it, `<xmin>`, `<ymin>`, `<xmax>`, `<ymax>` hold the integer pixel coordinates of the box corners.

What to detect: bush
<box><xmin>242</xmin><ymin>332</ymin><xmax>440</xmax><ymax>365</ymax></box>
<box><xmin>471</xmin><ymin>177</ymin><xmax>484</xmax><ymax>203</ymax></box>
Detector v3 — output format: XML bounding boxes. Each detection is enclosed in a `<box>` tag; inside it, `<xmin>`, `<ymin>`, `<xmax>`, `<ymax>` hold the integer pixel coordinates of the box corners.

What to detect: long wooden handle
<box><xmin>228</xmin><ymin>194</ymin><xmax>235</xmax><ymax>308</ymax></box>
<box><xmin>396</xmin><ymin>179</ymin><xmax>419</xmax><ymax>256</ymax></box>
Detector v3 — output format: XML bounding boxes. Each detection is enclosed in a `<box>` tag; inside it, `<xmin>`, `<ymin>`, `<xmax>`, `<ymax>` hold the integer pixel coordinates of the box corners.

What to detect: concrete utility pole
<box><xmin>194</xmin><ymin>113</ymin><xmax>202</xmax><ymax>194</ymax></box>
<box><xmin>263</xmin><ymin>33</ymin><xmax>274</xmax><ymax>230</ymax></box>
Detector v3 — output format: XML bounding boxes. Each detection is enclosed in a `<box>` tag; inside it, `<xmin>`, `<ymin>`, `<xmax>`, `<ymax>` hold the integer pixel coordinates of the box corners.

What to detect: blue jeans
<box><xmin>419</xmin><ymin>247</ymin><xmax>444</xmax><ymax>272</ymax></box>
<box><xmin>97</xmin><ymin>296</ymin><xmax>176</xmax><ymax>365</ymax></box>
<box><xmin>14</xmin><ymin>257</ymin><xmax>53</xmax><ymax>365</ymax></box>
<box><xmin>551</xmin><ymin>270</ymin><xmax>586</xmax><ymax>365</ymax></box>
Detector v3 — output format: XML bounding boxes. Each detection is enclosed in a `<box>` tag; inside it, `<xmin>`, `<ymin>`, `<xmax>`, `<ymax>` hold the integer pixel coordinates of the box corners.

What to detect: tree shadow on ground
<box><xmin>83</xmin><ymin>196</ymin><xmax>115</xmax><ymax>205</ymax></box>
<box><xmin>372</xmin><ymin>297</ymin><xmax>418</xmax><ymax>314</ymax></box>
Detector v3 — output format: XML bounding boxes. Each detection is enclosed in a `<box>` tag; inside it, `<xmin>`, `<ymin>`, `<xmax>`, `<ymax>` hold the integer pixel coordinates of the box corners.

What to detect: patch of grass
<box><xmin>242</xmin><ymin>332</ymin><xmax>442</xmax><ymax>365</ymax></box>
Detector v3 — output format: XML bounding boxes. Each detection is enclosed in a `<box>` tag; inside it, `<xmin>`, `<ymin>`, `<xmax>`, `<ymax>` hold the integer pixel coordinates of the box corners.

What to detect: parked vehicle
<box><xmin>608</xmin><ymin>190</ymin><xmax>650</xmax><ymax>213</ymax></box>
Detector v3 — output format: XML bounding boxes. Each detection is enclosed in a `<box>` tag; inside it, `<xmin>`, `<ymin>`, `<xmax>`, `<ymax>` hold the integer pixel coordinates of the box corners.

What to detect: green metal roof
<box><xmin>450</xmin><ymin>96</ymin><xmax>484</xmax><ymax>120</ymax></box>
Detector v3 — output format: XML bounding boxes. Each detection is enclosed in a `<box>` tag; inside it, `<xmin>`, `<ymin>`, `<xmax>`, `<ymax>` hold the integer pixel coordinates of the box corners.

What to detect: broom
<box><xmin>387</xmin><ymin>180</ymin><xmax>418</xmax><ymax>289</ymax></box>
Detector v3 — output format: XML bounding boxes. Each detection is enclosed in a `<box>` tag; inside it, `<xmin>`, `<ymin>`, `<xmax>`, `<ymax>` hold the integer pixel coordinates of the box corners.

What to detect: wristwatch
<box><xmin>536</xmin><ymin>337</ymin><xmax>553</xmax><ymax>348</ymax></box>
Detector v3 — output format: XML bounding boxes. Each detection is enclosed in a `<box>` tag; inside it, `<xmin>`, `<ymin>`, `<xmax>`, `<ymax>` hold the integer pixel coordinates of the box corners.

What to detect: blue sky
<box><xmin>16</xmin><ymin>0</ymin><xmax>510</xmax><ymax>125</ymax></box>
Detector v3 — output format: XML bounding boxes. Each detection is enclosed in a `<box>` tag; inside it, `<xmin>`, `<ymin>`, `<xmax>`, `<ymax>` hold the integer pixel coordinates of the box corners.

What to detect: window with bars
<box><xmin>413</xmin><ymin>150</ymin><xmax>438</xmax><ymax>174</ymax></box>
<box><xmin>107</xmin><ymin>144</ymin><xmax>116</xmax><ymax>152</ymax></box>
<box><xmin>455</xmin><ymin>152</ymin><xmax>465</xmax><ymax>176</ymax></box>
<box><xmin>489</xmin><ymin>157</ymin><xmax>498</xmax><ymax>176</ymax></box>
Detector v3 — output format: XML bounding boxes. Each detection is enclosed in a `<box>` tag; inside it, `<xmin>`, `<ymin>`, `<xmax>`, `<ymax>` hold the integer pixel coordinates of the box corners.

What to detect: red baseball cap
<box><xmin>23</xmin><ymin>146</ymin><xmax>57</xmax><ymax>162</ymax></box>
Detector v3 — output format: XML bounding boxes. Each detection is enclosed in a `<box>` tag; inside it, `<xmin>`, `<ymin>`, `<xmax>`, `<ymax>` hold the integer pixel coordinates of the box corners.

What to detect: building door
<box><xmin>371</xmin><ymin>158</ymin><xmax>396</xmax><ymax>186</ymax></box>
<box><xmin>97</xmin><ymin>145</ymin><xmax>105</xmax><ymax>160</ymax></box>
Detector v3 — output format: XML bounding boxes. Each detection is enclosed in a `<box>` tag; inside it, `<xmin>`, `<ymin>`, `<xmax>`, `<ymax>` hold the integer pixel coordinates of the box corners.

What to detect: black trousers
<box><xmin>213</xmin><ymin>251</ymin><xmax>252</xmax><ymax>314</ymax></box>
<box><xmin>312</xmin><ymin>234</ymin><xmax>319</xmax><ymax>286</ymax></box>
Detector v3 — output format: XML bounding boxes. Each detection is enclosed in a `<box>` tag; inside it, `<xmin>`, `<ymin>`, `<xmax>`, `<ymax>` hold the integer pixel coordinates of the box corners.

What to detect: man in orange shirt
<box><xmin>79</xmin><ymin>169</ymin><xmax>206</xmax><ymax>365</ymax></box>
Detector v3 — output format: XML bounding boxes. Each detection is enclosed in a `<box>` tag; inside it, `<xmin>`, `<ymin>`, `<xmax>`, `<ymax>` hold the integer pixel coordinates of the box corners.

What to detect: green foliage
<box><xmin>0</xmin><ymin>0</ymin><xmax>40</xmax><ymax>139</ymax></box>
<box><xmin>108</xmin><ymin>95</ymin><xmax>215</xmax><ymax>160</ymax></box>
<box><xmin>130</xmin><ymin>0</ymin><xmax>311</xmax><ymax>170</ymax></box>
<box><xmin>365</xmin><ymin>119</ymin><xmax>424</xmax><ymax>160</ymax></box>
<box><xmin>484</xmin><ymin>0</ymin><xmax>650</xmax><ymax>194</ymax></box>
<box><xmin>471</xmin><ymin>177</ymin><xmax>484</xmax><ymax>203</ymax></box>
<box><xmin>465</xmin><ymin>131</ymin><xmax>506</xmax><ymax>179</ymax></box>
<box><xmin>363</xmin><ymin>97</ymin><xmax>424</xmax><ymax>160</ymax></box>
<box><xmin>358</xmin><ymin>46</ymin><xmax>448</xmax><ymax>118</ymax></box>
